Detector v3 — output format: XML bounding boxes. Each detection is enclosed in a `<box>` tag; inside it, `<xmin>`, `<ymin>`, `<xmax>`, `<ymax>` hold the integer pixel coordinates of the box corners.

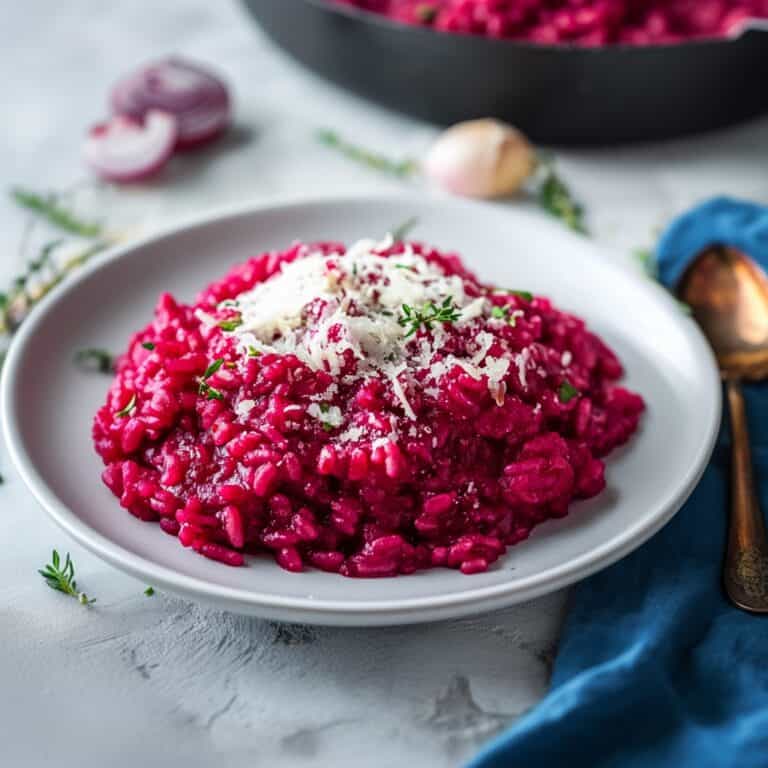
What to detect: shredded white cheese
<box><xmin>212</xmin><ymin>237</ymin><xmax>534</xmax><ymax>429</ymax></box>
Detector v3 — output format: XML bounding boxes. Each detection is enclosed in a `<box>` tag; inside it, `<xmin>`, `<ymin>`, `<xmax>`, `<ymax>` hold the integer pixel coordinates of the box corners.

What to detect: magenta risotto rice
<box><xmin>93</xmin><ymin>236</ymin><xmax>644</xmax><ymax>576</ymax></box>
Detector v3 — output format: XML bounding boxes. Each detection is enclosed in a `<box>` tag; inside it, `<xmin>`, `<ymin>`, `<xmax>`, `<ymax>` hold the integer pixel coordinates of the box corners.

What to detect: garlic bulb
<box><xmin>422</xmin><ymin>118</ymin><xmax>536</xmax><ymax>199</ymax></box>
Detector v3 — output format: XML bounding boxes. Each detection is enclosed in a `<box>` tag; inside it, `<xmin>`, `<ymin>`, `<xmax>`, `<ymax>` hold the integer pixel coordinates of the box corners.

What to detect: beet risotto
<box><xmin>93</xmin><ymin>236</ymin><xmax>644</xmax><ymax>577</ymax></box>
<box><xmin>333</xmin><ymin>0</ymin><xmax>768</xmax><ymax>46</ymax></box>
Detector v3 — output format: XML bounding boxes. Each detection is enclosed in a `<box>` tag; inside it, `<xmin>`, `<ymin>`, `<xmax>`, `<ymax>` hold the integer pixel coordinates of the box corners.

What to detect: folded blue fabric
<box><xmin>469</xmin><ymin>197</ymin><xmax>768</xmax><ymax>768</ymax></box>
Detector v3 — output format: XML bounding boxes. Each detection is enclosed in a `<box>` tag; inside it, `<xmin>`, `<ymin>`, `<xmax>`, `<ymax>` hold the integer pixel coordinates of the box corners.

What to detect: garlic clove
<box><xmin>422</xmin><ymin>118</ymin><xmax>536</xmax><ymax>199</ymax></box>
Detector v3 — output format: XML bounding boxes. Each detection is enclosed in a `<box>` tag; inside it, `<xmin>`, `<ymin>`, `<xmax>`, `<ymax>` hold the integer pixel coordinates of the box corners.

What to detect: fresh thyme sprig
<box><xmin>317</xmin><ymin>129</ymin><xmax>417</xmax><ymax>178</ymax></box>
<box><xmin>535</xmin><ymin>159</ymin><xmax>587</xmax><ymax>235</ymax></box>
<box><xmin>39</xmin><ymin>550</ymin><xmax>96</xmax><ymax>605</ymax></box>
<box><xmin>399</xmin><ymin>297</ymin><xmax>461</xmax><ymax>338</ymax></box>
<box><xmin>11</xmin><ymin>188</ymin><xmax>102</xmax><ymax>237</ymax></box>
<box><xmin>74</xmin><ymin>347</ymin><xmax>116</xmax><ymax>374</ymax></box>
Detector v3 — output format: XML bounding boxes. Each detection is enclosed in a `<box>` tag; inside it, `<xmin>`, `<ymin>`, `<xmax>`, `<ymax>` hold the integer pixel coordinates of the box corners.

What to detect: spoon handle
<box><xmin>724</xmin><ymin>379</ymin><xmax>768</xmax><ymax>613</ymax></box>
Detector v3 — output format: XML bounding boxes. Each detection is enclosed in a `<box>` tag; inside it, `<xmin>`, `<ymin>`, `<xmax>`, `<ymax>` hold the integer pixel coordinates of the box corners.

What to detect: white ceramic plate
<box><xmin>1</xmin><ymin>196</ymin><xmax>721</xmax><ymax>626</ymax></box>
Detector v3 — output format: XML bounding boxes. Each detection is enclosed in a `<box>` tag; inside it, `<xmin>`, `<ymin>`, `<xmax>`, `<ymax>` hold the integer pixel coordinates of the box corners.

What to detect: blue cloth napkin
<box><xmin>469</xmin><ymin>197</ymin><xmax>768</xmax><ymax>768</ymax></box>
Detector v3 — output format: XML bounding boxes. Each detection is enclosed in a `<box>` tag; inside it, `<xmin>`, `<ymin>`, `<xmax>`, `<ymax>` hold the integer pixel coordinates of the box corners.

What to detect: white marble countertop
<box><xmin>2</xmin><ymin>2</ymin><xmax>768</xmax><ymax>766</ymax></box>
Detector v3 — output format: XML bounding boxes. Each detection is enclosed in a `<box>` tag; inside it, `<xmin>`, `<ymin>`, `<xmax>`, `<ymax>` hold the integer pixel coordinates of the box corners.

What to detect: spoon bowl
<box><xmin>680</xmin><ymin>246</ymin><xmax>768</xmax><ymax>379</ymax></box>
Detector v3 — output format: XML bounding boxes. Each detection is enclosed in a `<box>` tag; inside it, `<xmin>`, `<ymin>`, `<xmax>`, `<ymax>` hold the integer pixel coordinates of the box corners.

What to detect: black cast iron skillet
<box><xmin>241</xmin><ymin>0</ymin><xmax>768</xmax><ymax>145</ymax></box>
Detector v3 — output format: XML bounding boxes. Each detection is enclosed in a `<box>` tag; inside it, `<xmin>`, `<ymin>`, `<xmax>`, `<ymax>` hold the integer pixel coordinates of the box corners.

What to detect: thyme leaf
<box><xmin>11</xmin><ymin>188</ymin><xmax>102</xmax><ymax>237</ymax></box>
<box><xmin>202</xmin><ymin>358</ymin><xmax>225</xmax><ymax>379</ymax></box>
<box><xmin>317</xmin><ymin>129</ymin><xmax>416</xmax><ymax>178</ymax></box>
<box><xmin>199</xmin><ymin>358</ymin><xmax>226</xmax><ymax>400</ymax></box>
<box><xmin>115</xmin><ymin>393</ymin><xmax>137</xmax><ymax>418</ymax></box>
<box><xmin>558</xmin><ymin>380</ymin><xmax>579</xmax><ymax>403</ymax></box>
<box><xmin>391</xmin><ymin>216</ymin><xmax>419</xmax><ymax>241</ymax></box>
<box><xmin>218</xmin><ymin>314</ymin><xmax>242</xmax><ymax>332</ymax></box>
<box><xmin>535</xmin><ymin>160</ymin><xmax>587</xmax><ymax>235</ymax></box>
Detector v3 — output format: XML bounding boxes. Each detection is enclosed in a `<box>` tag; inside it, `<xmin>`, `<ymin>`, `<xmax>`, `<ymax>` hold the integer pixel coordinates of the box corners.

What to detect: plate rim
<box><xmin>0</xmin><ymin>194</ymin><xmax>723</xmax><ymax>624</ymax></box>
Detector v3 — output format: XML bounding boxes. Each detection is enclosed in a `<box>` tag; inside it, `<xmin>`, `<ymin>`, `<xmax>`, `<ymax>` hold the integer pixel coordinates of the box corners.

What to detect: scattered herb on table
<box><xmin>144</xmin><ymin>586</ymin><xmax>155</xmax><ymax>597</ymax></box>
<box><xmin>0</xmin><ymin>472</ymin><xmax>4</xmax><ymax>485</ymax></box>
<box><xmin>1</xmin><ymin>239</ymin><xmax>108</xmax><ymax>341</ymax></box>
<box><xmin>391</xmin><ymin>216</ymin><xmax>419</xmax><ymax>241</ymax></box>
<box><xmin>39</xmin><ymin>550</ymin><xmax>96</xmax><ymax>605</ymax></box>
<box><xmin>558</xmin><ymin>380</ymin><xmax>579</xmax><ymax>403</ymax></box>
<box><xmin>536</xmin><ymin>160</ymin><xmax>587</xmax><ymax>235</ymax></box>
<box><xmin>11</xmin><ymin>187</ymin><xmax>102</xmax><ymax>238</ymax></box>
<box><xmin>399</xmin><ymin>297</ymin><xmax>461</xmax><ymax>338</ymax></box>
<box><xmin>317</xmin><ymin>129</ymin><xmax>417</xmax><ymax>178</ymax></box>
<box><xmin>74</xmin><ymin>347</ymin><xmax>116</xmax><ymax>374</ymax></box>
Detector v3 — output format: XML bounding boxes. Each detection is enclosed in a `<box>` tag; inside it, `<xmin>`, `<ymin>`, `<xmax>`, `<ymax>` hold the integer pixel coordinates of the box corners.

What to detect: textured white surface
<box><xmin>1</xmin><ymin>1</ymin><xmax>768</xmax><ymax>766</ymax></box>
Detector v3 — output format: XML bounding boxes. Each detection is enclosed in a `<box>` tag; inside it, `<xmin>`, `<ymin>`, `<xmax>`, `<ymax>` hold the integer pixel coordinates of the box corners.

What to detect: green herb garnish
<box><xmin>558</xmin><ymin>381</ymin><xmax>579</xmax><ymax>403</ymax></box>
<box><xmin>247</xmin><ymin>346</ymin><xmax>261</xmax><ymax>357</ymax></box>
<box><xmin>399</xmin><ymin>297</ymin><xmax>461</xmax><ymax>338</ymax></box>
<box><xmin>536</xmin><ymin>161</ymin><xmax>587</xmax><ymax>235</ymax></box>
<box><xmin>218</xmin><ymin>314</ymin><xmax>242</xmax><ymax>332</ymax></box>
<box><xmin>199</xmin><ymin>383</ymin><xmax>224</xmax><ymax>401</ymax></box>
<box><xmin>141</xmin><ymin>341</ymin><xmax>155</xmax><ymax>351</ymax></box>
<box><xmin>144</xmin><ymin>586</ymin><xmax>155</xmax><ymax>597</ymax></box>
<box><xmin>510</xmin><ymin>290</ymin><xmax>533</xmax><ymax>302</ymax></box>
<box><xmin>202</xmin><ymin>358</ymin><xmax>225</xmax><ymax>379</ymax></box>
<box><xmin>491</xmin><ymin>306</ymin><xmax>508</xmax><ymax>319</ymax></box>
<box><xmin>391</xmin><ymin>216</ymin><xmax>419</xmax><ymax>241</ymax></box>
<box><xmin>74</xmin><ymin>347</ymin><xmax>115</xmax><ymax>374</ymax></box>
<box><xmin>115</xmin><ymin>393</ymin><xmax>137</xmax><ymax>418</ymax></box>
<box><xmin>319</xmin><ymin>403</ymin><xmax>330</xmax><ymax>413</ymax></box>
<box><xmin>39</xmin><ymin>550</ymin><xmax>96</xmax><ymax>605</ymax></box>
<box><xmin>11</xmin><ymin>188</ymin><xmax>102</xmax><ymax>237</ymax></box>
<box><xmin>317</xmin><ymin>129</ymin><xmax>416</xmax><ymax>178</ymax></box>
<box><xmin>199</xmin><ymin>358</ymin><xmax>226</xmax><ymax>400</ymax></box>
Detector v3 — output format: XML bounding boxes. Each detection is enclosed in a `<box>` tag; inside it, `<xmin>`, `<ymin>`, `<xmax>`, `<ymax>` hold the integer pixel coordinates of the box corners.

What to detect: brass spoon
<box><xmin>679</xmin><ymin>245</ymin><xmax>768</xmax><ymax>613</ymax></box>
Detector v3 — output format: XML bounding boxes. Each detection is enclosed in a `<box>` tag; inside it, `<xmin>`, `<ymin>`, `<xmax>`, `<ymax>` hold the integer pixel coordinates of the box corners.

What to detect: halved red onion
<box><xmin>111</xmin><ymin>57</ymin><xmax>231</xmax><ymax>150</ymax></box>
<box><xmin>83</xmin><ymin>110</ymin><xmax>178</xmax><ymax>183</ymax></box>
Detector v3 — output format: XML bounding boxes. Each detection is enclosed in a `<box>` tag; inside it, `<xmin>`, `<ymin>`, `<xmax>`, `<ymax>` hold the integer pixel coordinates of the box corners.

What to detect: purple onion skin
<box><xmin>111</xmin><ymin>57</ymin><xmax>231</xmax><ymax>150</ymax></box>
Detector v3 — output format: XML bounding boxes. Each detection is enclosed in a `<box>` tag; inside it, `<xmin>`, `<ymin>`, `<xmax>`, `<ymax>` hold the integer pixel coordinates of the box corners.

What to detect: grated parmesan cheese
<box><xmin>216</xmin><ymin>236</ymin><xmax>533</xmax><ymax>423</ymax></box>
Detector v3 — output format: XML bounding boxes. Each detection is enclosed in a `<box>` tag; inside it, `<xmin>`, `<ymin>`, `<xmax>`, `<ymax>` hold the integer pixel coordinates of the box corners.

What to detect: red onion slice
<box><xmin>111</xmin><ymin>57</ymin><xmax>231</xmax><ymax>150</ymax></box>
<box><xmin>83</xmin><ymin>110</ymin><xmax>178</xmax><ymax>183</ymax></box>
